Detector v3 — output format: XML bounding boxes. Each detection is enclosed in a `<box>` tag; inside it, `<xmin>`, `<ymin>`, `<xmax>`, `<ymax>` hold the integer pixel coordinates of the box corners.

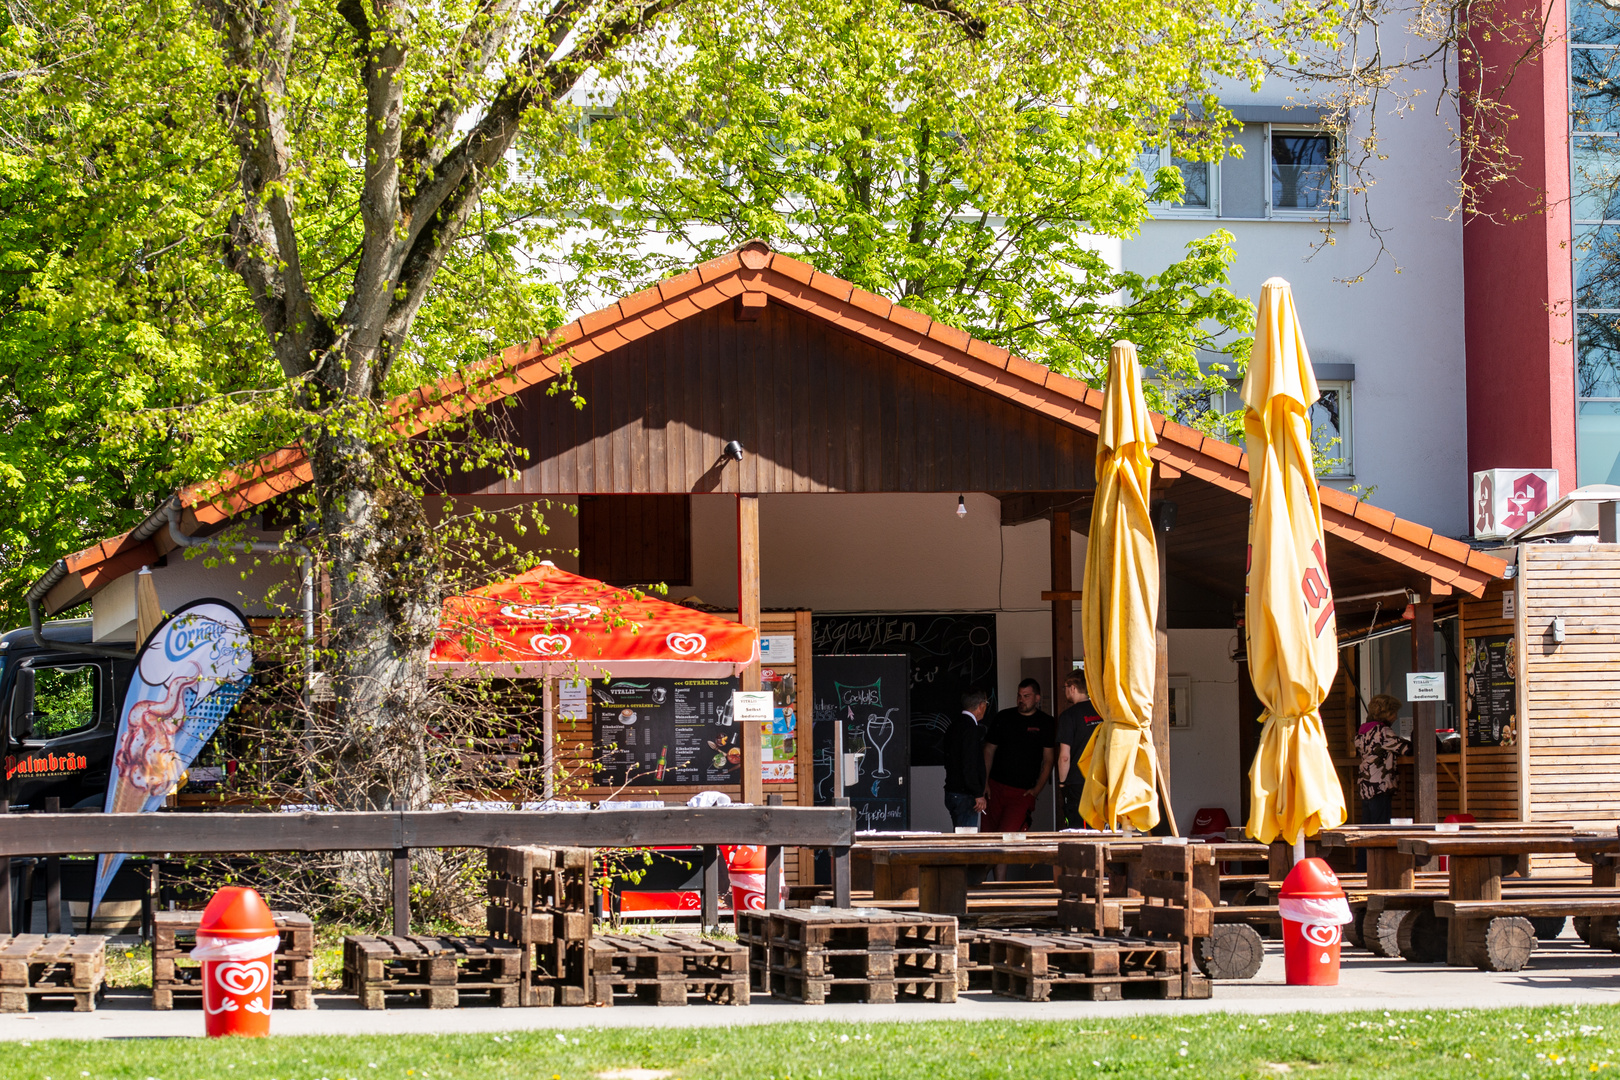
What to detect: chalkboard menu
<box><xmin>1464</xmin><ymin>635</ymin><xmax>1518</xmax><ymax>746</ymax></box>
<box><xmin>593</xmin><ymin>678</ymin><xmax>742</xmax><ymax>786</ymax></box>
<box><xmin>812</xmin><ymin>654</ymin><xmax>910</xmax><ymax>831</ymax></box>
<box><xmin>811</xmin><ymin>614</ymin><xmax>996</xmax><ymax>768</ymax></box>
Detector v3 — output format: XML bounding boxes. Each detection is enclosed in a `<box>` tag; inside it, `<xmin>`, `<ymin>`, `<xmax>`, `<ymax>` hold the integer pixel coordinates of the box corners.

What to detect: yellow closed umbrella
<box><xmin>136</xmin><ymin>566</ymin><xmax>163</xmax><ymax>645</ymax></box>
<box><xmin>1078</xmin><ymin>341</ymin><xmax>1161</xmax><ymax>832</ymax></box>
<box><xmin>1243</xmin><ymin>278</ymin><xmax>1346</xmax><ymax>850</ymax></box>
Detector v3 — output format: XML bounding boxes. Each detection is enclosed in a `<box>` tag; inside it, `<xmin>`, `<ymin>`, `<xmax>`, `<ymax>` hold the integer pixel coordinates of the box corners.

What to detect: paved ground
<box><xmin>4</xmin><ymin>934</ymin><xmax>1618</xmax><ymax>1041</ymax></box>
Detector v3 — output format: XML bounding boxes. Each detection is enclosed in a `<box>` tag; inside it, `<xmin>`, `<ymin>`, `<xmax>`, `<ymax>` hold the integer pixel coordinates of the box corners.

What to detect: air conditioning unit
<box><xmin>1472</xmin><ymin>469</ymin><xmax>1559</xmax><ymax>540</ymax></box>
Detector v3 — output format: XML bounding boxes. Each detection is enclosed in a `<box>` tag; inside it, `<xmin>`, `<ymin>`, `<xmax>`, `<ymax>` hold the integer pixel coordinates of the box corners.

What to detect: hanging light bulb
<box><xmin>956</xmin><ymin>495</ymin><xmax>967</xmax><ymax>518</ymax></box>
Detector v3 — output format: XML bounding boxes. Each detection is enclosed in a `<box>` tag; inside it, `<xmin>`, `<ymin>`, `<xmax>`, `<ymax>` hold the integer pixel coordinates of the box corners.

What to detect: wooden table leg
<box><xmin>1448</xmin><ymin>854</ymin><xmax>1502</xmax><ymax>967</ymax></box>
<box><xmin>832</xmin><ymin>846</ymin><xmax>851</xmax><ymax>909</ymax></box>
<box><xmin>764</xmin><ymin>846</ymin><xmax>782</xmax><ymax>911</ymax></box>
<box><xmin>919</xmin><ymin>866</ymin><xmax>970</xmax><ymax>916</ymax></box>
<box><xmin>701</xmin><ymin>846</ymin><xmax>720</xmax><ymax>929</ymax></box>
<box><xmin>1366</xmin><ymin>848</ymin><xmax>1416</xmax><ymax>891</ymax></box>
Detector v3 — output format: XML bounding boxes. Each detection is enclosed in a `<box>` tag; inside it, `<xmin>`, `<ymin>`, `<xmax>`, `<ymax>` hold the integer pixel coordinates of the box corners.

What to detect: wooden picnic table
<box><xmin>1394</xmin><ymin>833</ymin><xmax>1620</xmax><ymax>967</ymax></box>
<box><xmin>861</xmin><ymin>838</ymin><xmax>1270</xmax><ymax>916</ymax></box>
<box><xmin>1318</xmin><ymin>825</ymin><xmax>1601</xmax><ymax>889</ymax></box>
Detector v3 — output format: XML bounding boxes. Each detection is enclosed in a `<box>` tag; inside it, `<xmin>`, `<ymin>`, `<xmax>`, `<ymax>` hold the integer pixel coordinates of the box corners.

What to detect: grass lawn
<box><xmin>10</xmin><ymin>1006</ymin><xmax>1620</xmax><ymax>1080</ymax></box>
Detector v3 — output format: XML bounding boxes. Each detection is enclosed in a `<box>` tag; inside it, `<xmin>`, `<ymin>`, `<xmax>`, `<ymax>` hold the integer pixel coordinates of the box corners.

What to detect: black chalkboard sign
<box><xmin>811</xmin><ymin>614</ymin><xmax>997</xmax><ymax>768</ymax></box>
<box><xmin>812</xmin><ymin>654</ymin><xmax>909</xmax><ymax>831</ymax></box>
<box><xmin>593</xmin><ymin>678</ymin><xmax>741</xmax><ymax>786</ymax></box>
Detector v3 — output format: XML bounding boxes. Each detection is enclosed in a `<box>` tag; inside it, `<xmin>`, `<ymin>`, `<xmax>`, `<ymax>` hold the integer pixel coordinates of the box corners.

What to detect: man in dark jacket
<box><xmin>942</xmin><ymin>689</ymin><xmax>990</xmax><ymax>828</ymax></box>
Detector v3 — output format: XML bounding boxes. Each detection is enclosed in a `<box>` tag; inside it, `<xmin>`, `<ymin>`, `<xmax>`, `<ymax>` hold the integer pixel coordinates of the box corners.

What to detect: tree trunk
<box><xmin>311</xmin><ymin>423</ymin><xmax>442</xmax><ymax>811</ymax></box>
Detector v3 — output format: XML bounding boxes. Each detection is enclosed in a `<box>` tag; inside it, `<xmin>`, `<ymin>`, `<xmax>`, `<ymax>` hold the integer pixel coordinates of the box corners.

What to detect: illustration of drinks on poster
<box><xmin>594</xmin><ymin>678</ymin><xmax>741</xmax><ymax>786</ymax></box>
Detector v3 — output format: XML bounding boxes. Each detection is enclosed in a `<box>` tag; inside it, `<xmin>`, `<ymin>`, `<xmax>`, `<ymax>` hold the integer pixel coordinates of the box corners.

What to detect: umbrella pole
<box><xmin>1293</xmin><ymin>835</ymin><xmax>1306</xmax><ymax>865</ymax></box>
<box><xmin>1156</xmin><ymin>769</ymin><xmax>1180</xmax><ymax>837</ymax></box>
<box><xmin>542</xmin><ymin>676</ymin><xmax>556</xmax><ymax>802</ymax></box>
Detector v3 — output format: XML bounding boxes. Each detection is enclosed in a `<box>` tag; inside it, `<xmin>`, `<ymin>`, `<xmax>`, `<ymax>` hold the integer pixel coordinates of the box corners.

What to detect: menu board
<box><xmin>1464</xmin><ymin>634</ymin><xmax>1518</xmax><ymax>746</ymax></box>
<box><xmin>811</xmin><ymin>654</ymin><xmax>909</xmax><ymax>831</ymax></box>
<box><xmin>593</xmin><ymin>678</ymin><xmax>741</xmax><ymax>787</ymax></box>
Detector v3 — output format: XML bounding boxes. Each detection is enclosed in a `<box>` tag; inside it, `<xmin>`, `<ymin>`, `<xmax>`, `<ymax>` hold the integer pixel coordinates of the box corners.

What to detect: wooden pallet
<box><xmin>0</xmin><ymin>935</ymin><xmax>106</xmax><ymax>1012</ymax></box>
<box><xmin>585</xmin><ymin>934</ymin><xmax>749</xmax><ymax>1006</ymax></box>
<box><xmin>986</xmin><ymin>930</ymin><xmax>1183</xmax><ymax>1002</ymax></box>
<box><xmin>152</xmin><ymin>910</ymin><xmax>314</xmax><ymax>1010</ymax></box>
<box><xmin>736</xmin><ymin>909</ymin><xmax>772</xmax><ymax>993</ymax></box>
<box><xmin>486</xmin><ymin>846</ymin><xmax>592</xmax><ymax>1006</ymax></box>
<box><xmin>342</xmin><ymin>935</ymin><xmax>523</xmax><ymax>1009</ymax></box>
<box><xmin>956</xmin><ymin>929</ymin><xmax>993</xmax><ymax>991</ymax></box>
<box><xmin>762</xmin><ymin>909</ymin><xmax>958</xmax><ymax>1004</ymax></box>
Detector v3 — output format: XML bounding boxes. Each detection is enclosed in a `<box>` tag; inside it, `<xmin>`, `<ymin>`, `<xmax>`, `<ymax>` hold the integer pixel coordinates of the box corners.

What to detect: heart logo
<box><xmin>666</xmin><ymin>633</ymin><xmax>706</xmax><ymax>656</ymax></box>
<box><xmin>215</xmin><ymin>960</ymin><xmax>269</xmax><ymax>997</ymax></box>
<box><xmin>1302</xmin><ymin>922</ymin><xmax>1341</xmax><ymax>948</ymax></box>
<box><xmin>530</xmin><ymin>633</ymin><xmax>571</xmax><ymax>656</ymax></box>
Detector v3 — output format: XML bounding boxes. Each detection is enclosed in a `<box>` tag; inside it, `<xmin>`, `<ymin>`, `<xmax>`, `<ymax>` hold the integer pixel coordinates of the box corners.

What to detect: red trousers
<box><xmin>981</xmin><ymin>778</ymin><xmax>1037</xmax><ymax>832</ymax></box>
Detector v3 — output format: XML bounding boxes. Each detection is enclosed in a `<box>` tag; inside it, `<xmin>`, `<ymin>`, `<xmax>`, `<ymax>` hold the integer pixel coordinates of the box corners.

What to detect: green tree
<box><xmin>3</xmin><ymin>0</ymin><xmax>1339</xmax><ymax>804</ymax></box>
<box><xmin>556</xmin><ymin>0</ymin><xmax>1309</xmax><ymax>412</ymax></box>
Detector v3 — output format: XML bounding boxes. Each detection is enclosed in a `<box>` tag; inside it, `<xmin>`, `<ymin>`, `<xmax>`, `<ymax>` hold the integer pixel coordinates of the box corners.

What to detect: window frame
<box><xmin>12</xmin><ymin>659</ymin><xmax>103</xmax><ymax>744</ymax></box>
<box><xmin>1311</xmin><ymin>379</ymin><xmax>1355</xmax><ymax>479</ymax></box>
<box><xmin>1137</xmin><ymin>144</ymin><xmax>1220</xmax><ymax>219</ymax></box>
<box><xmin>1265</xmin><ymin>126</ymin><xmax>1347</xmax><ymax>221</ymax></box>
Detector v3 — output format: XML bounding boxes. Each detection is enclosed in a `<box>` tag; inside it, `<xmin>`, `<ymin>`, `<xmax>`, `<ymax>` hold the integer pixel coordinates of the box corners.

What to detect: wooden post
<box><xmin>44</xmin><ymin>796</ymin><xmax>62</xmax><ymax>934</ymax></box>
<box><xmin>1412</xmin><ymin>600</ymin><xmax>1438</xmax><ymax>823</ymax></box>
<box><xmin>832</xmin><ymin>796</ymin><xmax>851</xmax><ymax>907</ymax></box>
<box><xmin>1152</xmin><ymin>502</ymin><xmax>1177</xmax><ymax>834</ymax></box>
<box><xmin>392</xmin><ymin>847</ymin><xmax>410</xmax><ymax>936</ymax></box>
<box><xmin>738</xmin><ymin>494</ymin><xmax>763</xmax><ymax>804</ymax></box>
<box><xmin>765</xmin><ymin>793</ymin><xmax>783</xmax><ymax>909</ymax></box>
<box><xmin>701</xmin><ymin>845</ymin><xmax>720</xmax><ymax>929</ymax></box>
<box><xmin>542</xmin><ymin>677</ymin><xmax>556</xmax><ymax>801</ymax></box>
<box><xmin>1050</xmin><ymin>510</ymin><xmax>1074</xmax><ymax>697</ymax></box>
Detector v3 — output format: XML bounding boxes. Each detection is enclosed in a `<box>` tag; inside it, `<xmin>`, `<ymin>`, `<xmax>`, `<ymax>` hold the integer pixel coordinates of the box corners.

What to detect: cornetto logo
<box><xmin>6</xmin><ymin>752</ymin><xmax>89</xmax><ymax>780</ymax></box>
<box><xmin>164</xmin><ymin>615</ymin><xmax>229</xmax><ymax>662</ymax></box>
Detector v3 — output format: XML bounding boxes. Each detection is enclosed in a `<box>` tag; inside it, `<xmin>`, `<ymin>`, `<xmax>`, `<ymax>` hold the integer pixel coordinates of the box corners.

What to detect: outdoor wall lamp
<box><xmin>723</xmin><ymin>440</ymin><xmax>745</xmax><ymax>462</ymax></box>
<box><xmin>956</xmin><ymin>495</ymin><xmax>967</xmax><ymax>518</ymax></box>
<box><xmin>1551</xmin><ymin>616</ymin><xmax>1566</xmax><ymax>644</ymax></box>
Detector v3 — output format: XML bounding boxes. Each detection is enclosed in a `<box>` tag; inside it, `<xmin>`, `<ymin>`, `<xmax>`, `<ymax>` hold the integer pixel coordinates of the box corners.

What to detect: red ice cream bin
<box><xmin>191</xmin><ymin>886</ymin><xmax>280</xmax><ymax>1036</ymax></box>
<box><xmin>1278</xmin><ymin>857</ymin><xmax>1353</xmax><ymax>986</ymax></box>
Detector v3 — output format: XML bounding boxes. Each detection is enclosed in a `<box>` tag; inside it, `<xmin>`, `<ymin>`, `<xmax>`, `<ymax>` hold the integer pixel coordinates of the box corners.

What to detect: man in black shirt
<box><xmin>980</xmin><ymin>678</ymin><xmax>1055</xmax><ymax>834</ymax></box>
<box><xmin>942</xmin><ymin>689</ymin><xmax>990</xmax><ymax>828</ymax></box>
<box><xmin>1055</xmin><ymin>673</ymin><xmax>1103</xmax><ymax>829</ymax></box>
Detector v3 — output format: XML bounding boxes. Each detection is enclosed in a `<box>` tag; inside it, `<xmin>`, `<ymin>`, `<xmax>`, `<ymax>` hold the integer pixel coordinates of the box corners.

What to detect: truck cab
<box><xmin>0</xmin><ymin>621</ymin><xmax>131</xmax><ymax>810</ymax></box>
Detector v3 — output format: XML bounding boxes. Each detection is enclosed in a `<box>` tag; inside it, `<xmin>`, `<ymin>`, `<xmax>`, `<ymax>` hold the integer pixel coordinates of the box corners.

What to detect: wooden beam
<box><xmin>738</xmin><ymin>495</ymin><xmax>763</xmax><ymax>804</ymax></box>
<box><xmin>996</xmin><ymin>490</ymin><xmax>1093</xmax><ymax>528</ymax></box>
<box><xmin>1040</xmin><ymin>590</ymin><xmax>1084</xmax><ymax>601</ymax></box>
<box><xmin>1412</xmin><ymin>599</ymin><xmax>1438</xmax><ymax>823</ymax></box>
<box><xmin>1050</xmin><ymin>510</ymin><xmax>1074</xmax><ymax>701</ymax></box>
<box><xmin>0</xmin><ymin>807</ymin><xmax>856</xmax><ymax>857</ymax></box>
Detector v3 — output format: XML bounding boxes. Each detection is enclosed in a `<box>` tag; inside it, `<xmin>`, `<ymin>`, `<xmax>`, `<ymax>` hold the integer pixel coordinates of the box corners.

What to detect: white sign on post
<box><xmin>1502</xmin><ymin>590</ymin><xmax>1516</xmax><ymax>620</ymax></box>
<box><xmin>760</xmin><ymin>635</ymin><xmax>796</xmax><ymax>663</ymax></box>
<box><xmin>558</xmin><ymin>679</ymin><xmax>589</xmax><ymax>721</ymax></box>
<box><xmin>1406</xmin><ymin>672</ymin><xmax>1447</xmax><ymax>702</ymax></box>
<box><xmin>732</xmin><ymin>690</ymin><xmax>774</xmax><ymax>727</ymax></box>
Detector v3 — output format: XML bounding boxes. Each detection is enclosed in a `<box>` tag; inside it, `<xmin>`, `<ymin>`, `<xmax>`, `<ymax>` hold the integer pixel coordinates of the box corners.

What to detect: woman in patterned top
<box><xmin>1355</xmin><ymin>694</ymin><xmax>1408</xmax><ymax>824</ymax></box>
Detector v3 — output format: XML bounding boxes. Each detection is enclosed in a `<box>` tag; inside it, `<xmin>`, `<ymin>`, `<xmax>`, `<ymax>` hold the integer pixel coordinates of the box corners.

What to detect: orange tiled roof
<box><xmin>38</xmin><ymin>241</ymin><xmax>1504</xmax><ymax>611</ymax></box>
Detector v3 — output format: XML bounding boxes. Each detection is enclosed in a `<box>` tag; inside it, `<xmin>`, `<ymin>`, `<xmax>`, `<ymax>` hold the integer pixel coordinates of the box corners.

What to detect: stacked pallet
<box><xmin>0</xmin><ymin>935</ymin><xmax>106</xmax><ymax>1012</ymax></box>
<box><xmin>585</xmin><ymin>933</ymin><xmax>748</xmax><ymax>1006</ymax></box>
<box><xmin>486</xmin><ymin>845</ymin><xmax>592</xmax><ymax>1006</ymax></box>
<box><xmin>764</xmin><ymin>909</ymin><xmax>957</xmax><ymax>1004</ymax></box>
<box><xmin>342</xmin><ymin>935</ymin><xmax>523</xmax><ymax>1009</ymax></box>
<box><xmin>985</xmin><ymin>930</ymin><xmax>1182</xmax><ymax>1001</ymax></box>
<box><xmin>735</xmin><ymin>909</ymin><xmax>771</xmax><ymax>993</ymax></box>
<box><xmin>955</xmin><ymin>928</ymin><xmax>993</xmax><ymax>991</ymax></box>
<box><xmin>151</xmin><ymin>910</ymin><xmax>314</xmax><ymax>1010</ymax></box>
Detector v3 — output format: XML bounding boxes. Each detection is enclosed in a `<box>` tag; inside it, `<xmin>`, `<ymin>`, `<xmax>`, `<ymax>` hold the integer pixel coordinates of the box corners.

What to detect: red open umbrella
<box><xmin>430</xmin><ymin>562</ymin><xmax>758</xmax><ymax>679</ymax></box>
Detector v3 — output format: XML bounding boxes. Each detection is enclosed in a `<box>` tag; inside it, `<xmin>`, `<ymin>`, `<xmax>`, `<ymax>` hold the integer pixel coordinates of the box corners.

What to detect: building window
<box><xmin>1135</xmin><ymin>145</ymin><xmax>1217</xmax><ymax>216</ymax></box>
<box><xmin>1571</xmin><ymin>0</ymin><xmax>1620</xmax><ymax>484</ymax></box>
<box><xmin>1311</xmin><ymin>381</ymin><xmax>1353</xmax><ymax>478</ymax></box>
<box><xmin>1269</xmin><ymin>130</ymin><xmax>1339</xmax><ymax>214</ymax></box>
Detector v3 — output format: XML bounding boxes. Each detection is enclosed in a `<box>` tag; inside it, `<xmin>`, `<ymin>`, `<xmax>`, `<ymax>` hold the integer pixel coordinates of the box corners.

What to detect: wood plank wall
<box><xmin>458</xmin><ymin>303</ymin><xmax>1096</xmax><ymax>496</ymax></box>
<box><xmin>1458</xmin><ymin>577</ymin><xmax>1520</xmax><ymax>821</ymax></box>
<box><xmin>578</xmin><ymin>494</ymin><xmax>692</xmax><ymax>586</ymax></box>
<box><xmin>1521</xmin><ymin>545</ymin><xmax>1620</xmax><ymax>847</ymax></box>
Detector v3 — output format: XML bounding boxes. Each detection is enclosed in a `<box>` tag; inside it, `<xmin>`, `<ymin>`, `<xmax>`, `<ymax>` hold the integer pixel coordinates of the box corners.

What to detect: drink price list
<box><xmin>593</xmin><ymin>678</ymin><xmax>741</xmax><ymax>787</ymax></box>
